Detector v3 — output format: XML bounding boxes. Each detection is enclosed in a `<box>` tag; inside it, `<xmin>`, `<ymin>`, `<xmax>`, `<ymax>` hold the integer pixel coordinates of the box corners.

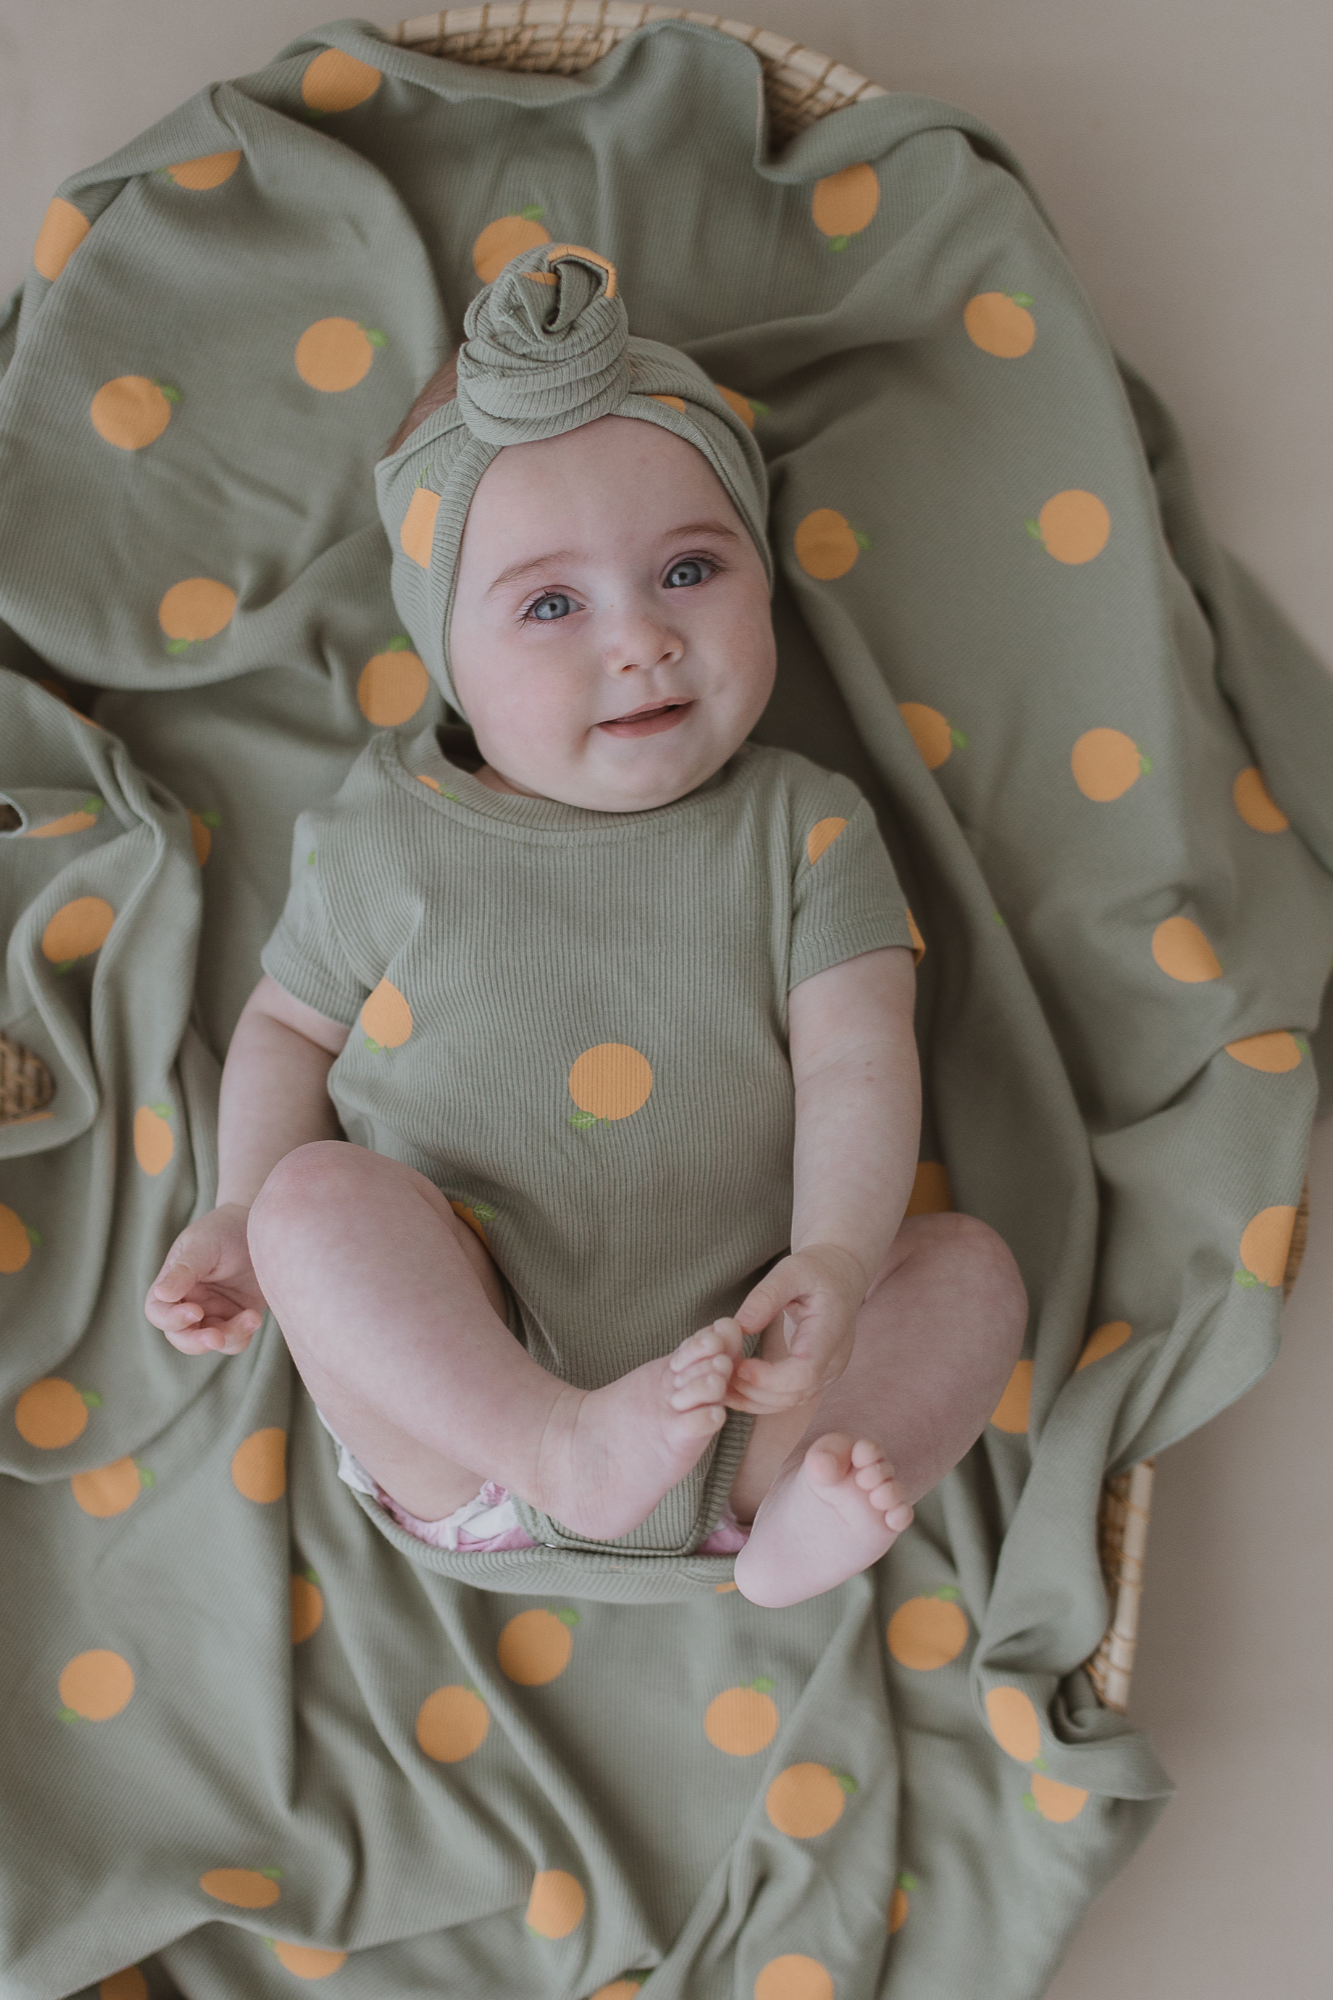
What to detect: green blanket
<box><xmin>2</xmin><ymin>18</ymin><xmax>1331</xmax><ymax>1997</ymax></box>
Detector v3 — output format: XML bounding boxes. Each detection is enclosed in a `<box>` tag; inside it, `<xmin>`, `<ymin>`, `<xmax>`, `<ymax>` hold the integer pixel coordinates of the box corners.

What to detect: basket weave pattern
<box><xmin>388</xmin><ymin>3</ymin><xmax>886</xmax><ymax>142</ymax></box>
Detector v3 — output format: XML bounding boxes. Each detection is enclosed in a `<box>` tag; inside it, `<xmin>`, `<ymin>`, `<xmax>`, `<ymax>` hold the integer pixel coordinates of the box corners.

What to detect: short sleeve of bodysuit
<box><xmin>260</xmin><ymin>809</ymin><xmax>368</xmax><ymax>1028</ymax></box>
<box><xmin>787</xmin><ymin>779</ymin><xmax>915</xmax><ymax>992</ymax></box>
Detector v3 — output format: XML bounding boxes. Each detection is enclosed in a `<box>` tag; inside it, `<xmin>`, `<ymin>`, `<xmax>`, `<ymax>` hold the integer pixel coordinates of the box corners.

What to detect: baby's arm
<box><xmin>722</xmin><ymin>944</ymin><xmax>920</xmax><ymax>1412</ymax></box>
<box><xmin>144</xmin><ymin>975</ymin><xmax>350</xmax><ymax>1354</ymax></box>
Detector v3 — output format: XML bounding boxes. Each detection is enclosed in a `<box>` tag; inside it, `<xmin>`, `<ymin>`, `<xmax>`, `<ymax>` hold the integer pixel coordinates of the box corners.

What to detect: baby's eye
<box><xmin>664</xmin><ymin>558</ymin><xmax>713</xmax><ymax>589</ymax></box>
<box><xmin>527</xmin><ymin>592</ymin><xmax>576</xmax><ymax>622</ymax></box>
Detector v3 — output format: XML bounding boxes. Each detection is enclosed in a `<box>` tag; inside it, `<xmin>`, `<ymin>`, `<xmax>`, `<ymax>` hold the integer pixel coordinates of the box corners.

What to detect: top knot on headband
<box><xmin>455</xmin><ymin>246</ymin><xmax>630</xmax><ymax>445</ymax></box>
<box><xmin>374</xmin><ymin>241</ymin><xmax>772</xmax><ymax>717</ymax></box>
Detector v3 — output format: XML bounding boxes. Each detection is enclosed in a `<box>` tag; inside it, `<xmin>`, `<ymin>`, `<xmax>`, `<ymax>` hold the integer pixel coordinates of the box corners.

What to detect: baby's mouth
<box><xmin>596</xmin><ymin>698</ymin><xmax>695</xmax><ymax>739</ymax></box>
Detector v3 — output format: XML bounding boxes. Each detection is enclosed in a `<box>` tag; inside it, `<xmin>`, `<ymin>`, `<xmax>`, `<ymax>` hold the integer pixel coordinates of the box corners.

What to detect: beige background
<box><xmin>2</xmin><ymin>4</ymin><xmax>1330</xmax><ymax>1992</ymax></box>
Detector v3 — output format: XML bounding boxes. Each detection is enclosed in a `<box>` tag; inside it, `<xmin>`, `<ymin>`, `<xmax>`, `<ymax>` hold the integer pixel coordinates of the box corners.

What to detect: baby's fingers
<box><xmin>149</xmin><ymin>1259</ymin><xmax>199</xmax><ymax>1305</ymax></box>
<box><xmin>159</xmin><ymin>1308</ymin><xmax>262</xmax><ymax>1358</ymax></box>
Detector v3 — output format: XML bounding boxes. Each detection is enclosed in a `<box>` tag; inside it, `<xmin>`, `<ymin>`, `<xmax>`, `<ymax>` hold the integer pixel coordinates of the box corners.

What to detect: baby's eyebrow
<box><xmin>485</xmin><ymin>520</ymin><xmax>744</xmax><ymax>596</ymax></box>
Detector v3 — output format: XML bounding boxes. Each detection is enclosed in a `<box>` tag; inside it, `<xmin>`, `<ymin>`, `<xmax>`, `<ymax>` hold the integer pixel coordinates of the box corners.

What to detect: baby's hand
<box><xmin>145</xmin><ymin>1203</ymin><xmax>267</xmax><ymax>1356</ymax></box>
<box><xmin>722</xmin><ymin>1244</ymin><xmax>866</xmax><ymax>1415</ymax></box>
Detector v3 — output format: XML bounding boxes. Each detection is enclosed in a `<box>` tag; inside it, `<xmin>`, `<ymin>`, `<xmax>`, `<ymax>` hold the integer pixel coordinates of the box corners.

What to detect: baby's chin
<box><xmin>495</xmin><ymin>725</ymin><xmax>746</xmax><ymax>814</ymax></box>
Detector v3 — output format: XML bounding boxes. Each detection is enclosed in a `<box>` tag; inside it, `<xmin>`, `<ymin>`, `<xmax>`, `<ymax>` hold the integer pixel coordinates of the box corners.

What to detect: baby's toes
<box><xmin>669</xmin><ymin>1361</ymin><xmax>731</xmax><ymax>1412</ymax></box>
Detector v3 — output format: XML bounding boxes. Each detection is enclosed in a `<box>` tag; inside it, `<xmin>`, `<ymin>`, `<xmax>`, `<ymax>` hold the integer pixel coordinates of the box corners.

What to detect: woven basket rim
<box><xmin>385</xmin><ymin>5</ymin><xmax>887</xmax><ymax>135</ymax></box>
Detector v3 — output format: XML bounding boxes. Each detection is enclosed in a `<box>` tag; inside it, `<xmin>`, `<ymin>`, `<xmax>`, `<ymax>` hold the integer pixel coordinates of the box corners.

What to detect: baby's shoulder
<box><xmin>740</xmin><ymin>744</ymin><xmax>869</xmax><ymax>848</ymax></box>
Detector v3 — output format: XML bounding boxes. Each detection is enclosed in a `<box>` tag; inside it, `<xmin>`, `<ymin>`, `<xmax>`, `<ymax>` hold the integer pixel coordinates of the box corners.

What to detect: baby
<box><xmin>146</xmin><ymin>245</ymin><xmax>1026</xmax><ymax>1607</ymax></box>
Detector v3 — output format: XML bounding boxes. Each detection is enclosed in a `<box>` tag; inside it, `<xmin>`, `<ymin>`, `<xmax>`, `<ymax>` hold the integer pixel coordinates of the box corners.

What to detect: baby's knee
<box><xmin>248</xmin><ymin>1140</ymin><xmax>364</xmax><ymax>1262</ymax></box>
<box><xmin>908</xmin><ymin>1210</ymin><xmax>1028</xmax><ymax>1325</ymax></box>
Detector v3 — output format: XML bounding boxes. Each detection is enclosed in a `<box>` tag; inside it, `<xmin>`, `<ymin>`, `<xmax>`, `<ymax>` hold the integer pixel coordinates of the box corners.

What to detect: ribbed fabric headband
<box><xmin>374</xmin><ymin>243</ymin><xmax>772</xmax><ymax>717</ymax></box>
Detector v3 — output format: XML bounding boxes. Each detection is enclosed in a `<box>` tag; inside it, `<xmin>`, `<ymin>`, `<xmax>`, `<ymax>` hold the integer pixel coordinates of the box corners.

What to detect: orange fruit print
<box><xmin>231</xmin><ymin>1426</ymin><xmax>287</xmax><ymax>1502</ymax></box>
<box><xmin>90</xmin><ymin>376</ymin><xmax>179</xmax><ymax>449</ymax></box>
<box><xmin>15</xmin><ymin>1376</ymin><xmax>96</xmax><ymax>1446</ymax></box>
<box><xmin>416</xmin><ymin>1685</ymin><xmax>489</xmax><ymax>1761</ymax></box>
<box><xmin>1232</xmin><ymin>766</ymin><xmax>1289</xmax><ymax>832</ymax></box>
<box><xmin>525</xmin><ymin>1869</ymin><xmax>585</xmax><ymax>1938</ymax></box>
<box><xmin>755</xmin><ymin>1955</ymin><xmax>834</xmax><ymax>2000</ymax></box>
<box><xmin>58</xmin><ymin>1648</ymin><xmax>135</xmax><ymax>1720</ymax></box>
<box><xmin>794</xmin><ymin>508</ymin><xmax>866</xmax><ymax>579</ymax></box>
<box><xmin>200</xmin><ymin>1866</ymin><xmax>282</xmax><ymax>1908</ymax></box>
<box><xmin>964</xmin><ymin>291</ymin><xmax>1036</xmax><ymax>357</ymax></box>
<box><xmin>1026</xmin><ymin>490</ymin><xmax>1111</xmax><ymax>564</ymax></box>
<box><xmin>989</xmin><ymin>1359</ymin><xmax>1032</xmax><ymax>1433</ymax></box>
<box><xmin>33</xmin><ymin>198</ymin><xmax>89</xmax><ymax>281</ymax></box>
<box><xmin>568</xmin><ymin>1043</ymin><xmax>652</xmax><ymax>1126</ymax></box>
<box><xmin>361</xmin><ymin>978</ymin><xmax>413</xmax><ymax>1052</ymax></box>
<box><xmin>886</xmin><ymin>1589</ymin><xmax>968</xmax><ymax>1670</ymax></box>
<box><xmin>811</xmin><ymin>163</ymin><xmax>879</xmax><ymax>249</ymax></box>
<box><xmin>498</xmin><ymin>1606</ymin><xmax>578</xmax><ymax>1683</ymax></box>
<box><xmin>166</xmin><ymin>150</ymin><xmax>241</xmax><ymax>189</ymax></box>
<box><xmin>296</xmin><ymin>317</ymin><xmax>385</xmax><ymax>391</ymax></box>
<box><xmin>357</xmin><ymin>638</ymin><xmax>428</xmax><ymax>725</ymax></box>
<box><xmin>703</xmin><ymin>1679</ymin><xmax>779</xmax><ymax>1755</ymax></box>
<box><xmin>1071</xmin><ymin>728</ymin><xmax>1150</xmax><ymax>800</ymax></box>
<box><xmin>473</xmin><ymin>209</ymin><xmax>551</xmax><ymax>283</ymax></box>
<box><xmin>765</xmin><ymin>1761</ymin><xmax>855</xmax><ymax>1837</ymax></box>
<box><xmin>302</xmin><ymin>49</ymin><xmax>382</xmax><ymax>113</ymax></box>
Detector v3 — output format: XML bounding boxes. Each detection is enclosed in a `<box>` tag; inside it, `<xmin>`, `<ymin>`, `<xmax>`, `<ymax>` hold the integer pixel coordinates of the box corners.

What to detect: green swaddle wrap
<box><xmin>374</xmin><ymin>241</ymin><xmax>772</xmax><ymax>714</ymax></box>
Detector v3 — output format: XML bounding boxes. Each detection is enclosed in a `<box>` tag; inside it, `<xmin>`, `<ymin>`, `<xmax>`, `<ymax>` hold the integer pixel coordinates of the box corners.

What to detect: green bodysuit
<box><xmin>260</xmin><ymin>723</ymin><xmax>913</xmax><ymax>1555</ymax></box>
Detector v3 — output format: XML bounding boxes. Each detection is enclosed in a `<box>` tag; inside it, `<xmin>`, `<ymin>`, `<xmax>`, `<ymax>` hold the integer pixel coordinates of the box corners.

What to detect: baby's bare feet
<box><xmin>526</xmin><ymin>1327</ymin><xmax>737</xmax><ymax>1542</ymax></box>
<box><xmin>732</xmin><ymin>1432</ymin><xmax>913</xmax><ymax>1608</ymax></box>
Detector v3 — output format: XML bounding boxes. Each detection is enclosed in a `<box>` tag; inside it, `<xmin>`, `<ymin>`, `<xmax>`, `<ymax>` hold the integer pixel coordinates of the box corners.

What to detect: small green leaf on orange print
<box><xmin>364</xmin><ymin>1036</ymin><xmax>385</xmax><ymax>1053</ymax></box>
<box><xmin>26</xmin><ymin>1226</ymin><xmax>42</xmax><ymax>1247</ymax></box>
<box><xmin>80</xmin><ymin>1389</ymin><xmax>102</xmax><ymax>1408</ymax></box>
<box><xmin>1022</xmin><ymin>1791</ymin><xmax>1038</xmax><ymax>1813</ymax></box>
<box><xmin>935</xmin><ymin>1585</ymin><xmax>961</xmax><ymax>1601</ymax></box>
<box><xmin>1032</xmin><ymin>1754</ymin><xmax>1049</xmax><ymax>1772</ymax></box>
<box><xmin>525</xmin><ymin>1923</ymin><xmax>541</xmax><ymax>1938</ymax></box>
<box><xmin>993</xmin><ymin>911</ymin><xmax>1007</xmax><ymax>927</ymax></box>
<box><xmin>307</xmin><ymin>849</ymin><xmax>316</xmax><ymax>864</ymax></box>
<box><xmin>57</xmin><ymin>1707</ymin><xmax>81</xmax><ymax>1725</ymax></box>
<box><xmin>852</xmin><ymin>529</ymin><xmax>871</xmax><ymax>550</ymax></box>
<box><xmin>386</xmin><ymin>633</ymin><xmax>412</xmax><ymax>651</ymax></box>
<box><xmin>198</xmin><ymin>810</ymin><xmax>222</xmax><ymax>828</ymax></box>
<box><xmin>520</xmin><ymin>205</ymin><xmax>545</xmax><ymax>222</ymax></box>
<box><xmin>898</xmin><ymin>1871</ymin><xmax>919</xmax><ymax>1891</ymax></box>
<box><xmin>556</xmin><ymin>1607</ymin><xmax>581</xmax><ymax>1627</ymax></box>
<box><xmin>828</xmin><ymin>234</ymin><xmax>850</xmax><ymax>252</ymax></box>
<box><xmin>82</xmin><ymin>796</ymin><xmax>104</xmax><ymax>814</ymax></box>
<box><xmin>54</xmin><ymin>960</ymin><xmax>75</xmax><ymax>975</ymax></box>
<box><xmin>138</xmin><ymin>1463</ymin><xmax>156</xmax><ymax>1489</ymax></box>
<box><xmin>1234</xmin><ymin>1270</ymin><xmax>1259</xmax><ymax>1287</ymax></box>
<box><xmin>749</xmin><ymin>399</ymin><xmax>771</xmax><ymax>416</ymax></box>
<box><xmin>1139</xmin><ymin>754</ymin><xmax>1153</xmax><ymax>775</ymax></box>
<box><xmin>151</xmin><ymin>1102</ymin><xmax>172</xmax><ymax>1118</ymax></box>
<box><xmin>157</xmin><ymin>384</ymin><xmax>182</xmax><ymax>403</ymax></box>
<box><xmin>1011</xmin><ymin>293</ymin><xmax>1034</xmax><ymax>309</ymax></box>
<box><xmin>833</xmin><ymin>1770</ymin><xmax>859</xmax><ymax>1795</ymax></box>
<box><xmin>950</xmin><ymin>728</ymin><xmax>968</xmax><ymax>748</ymax></box>
<box><xmin>1294</xmin><ymin>1036</ymin><xmax>1311</xmax><ymax>1054</ymax></box>
<box><xmin>364</xmin><ymin>328</ymin><xmax>388</xmax><ymax>348</ymax></box>
<box><xmin>261</xmin><ymin>1866</ymin><xmax>284</xmax><ymax>1881</ymax></box>
<box><xmin>751</xmin><ymin>1676</ymin><xmax>776</xmax><ymax>1693</ymax></box>
<box><xmin>165</xmin><ymin>638</ymin><xmax>191</xmax><ymax>655</ymax></box>
<box><xmin>1023</xmin><ymin>519</ymin><xmax>1044</xmax><ymax>542</ymax></box>
<box><xmin>441</xmin><ymin>791</ymin><xmax>460</xmax><ymax>803</ymax></box>
<box><xmin>569</xmin><ymin>1111</ymin><xmax>599</xmax><ymax>1129</ymax></box>
<box><xmin>473</xmin><ymin>1202</ymin><xmax>497</xmax><ymax>1222</ymax></box>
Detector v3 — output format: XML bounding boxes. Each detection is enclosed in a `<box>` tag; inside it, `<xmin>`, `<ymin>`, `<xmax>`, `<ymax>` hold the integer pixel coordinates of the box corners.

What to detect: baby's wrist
<box><xmin>793</xmin><ymin>1240</ymin><xmax>868</xmax><ymax>1298</ymax></box>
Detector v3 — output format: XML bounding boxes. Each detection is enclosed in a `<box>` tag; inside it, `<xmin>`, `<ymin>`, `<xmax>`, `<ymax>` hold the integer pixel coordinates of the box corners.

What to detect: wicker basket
<box><xmin>386</xmin><ymin>3</ymin><xmax>886</xmax><ymax>143</ymax></box>
<box><xmin>0</xmin><ymin>5</ymin><xmax>1315</xmax><ymax>1712</ymax></box>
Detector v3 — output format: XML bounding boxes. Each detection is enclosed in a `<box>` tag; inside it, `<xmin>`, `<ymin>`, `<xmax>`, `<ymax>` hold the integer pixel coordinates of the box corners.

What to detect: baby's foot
<box><xmin>526</xmin><ymin>1324</ymin><xmax>739</xmax><ymax>1542</ymax></box>
<box><xmin>732</xmin><ymin>1433</ymin><xmax>913</xmax><ymax>1608</ymax></box>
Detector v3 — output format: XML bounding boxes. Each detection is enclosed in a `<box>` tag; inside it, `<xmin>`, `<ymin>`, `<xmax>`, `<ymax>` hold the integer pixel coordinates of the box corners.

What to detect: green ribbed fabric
<box><xmin>261</xmin><ymin>725</ymin><xmax>911</xmax><ymax>1556</ymax></box>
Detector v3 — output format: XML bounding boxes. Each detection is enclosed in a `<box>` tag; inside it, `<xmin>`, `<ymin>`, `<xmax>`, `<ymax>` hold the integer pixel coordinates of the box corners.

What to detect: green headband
<box><xmin>374</xmin><ymin>243</ymin><xmax>772</xmax><ymax>717</ymax></box>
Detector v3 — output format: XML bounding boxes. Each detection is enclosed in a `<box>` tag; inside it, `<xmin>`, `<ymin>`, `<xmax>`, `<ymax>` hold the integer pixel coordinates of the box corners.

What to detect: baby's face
<box><xmin>448</xmin><ymin>416</ymin><xmax>776</xmax><ymax>811</ymax></box>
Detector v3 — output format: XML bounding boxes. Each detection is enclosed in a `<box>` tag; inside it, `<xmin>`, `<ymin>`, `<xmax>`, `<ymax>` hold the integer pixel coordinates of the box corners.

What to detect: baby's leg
<box><xmin>247</xmin><ymin>1141</ymin><xmax>734</xmax><ymax>1539</ymax></box>
<box><xmin>730</xmin><ymin>1212</ymin><xmax>1028</xmax><ymax>1607</ymax></box>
